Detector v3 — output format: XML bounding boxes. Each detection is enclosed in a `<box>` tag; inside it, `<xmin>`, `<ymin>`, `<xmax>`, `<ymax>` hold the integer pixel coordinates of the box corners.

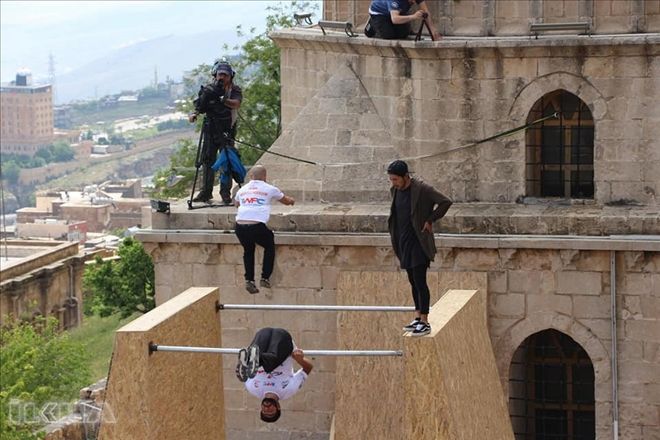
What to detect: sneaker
<box><xmin>246</xmin><ymin>344</ymin><xmax>260</xmax><ymax>379</ymax></box>
<box><xmin>235</xmin><ymin>348</ymin><xmax>249</xmax><ymax>382</ymax></box>
<box><xmin>403</xmin><ymin>317</ymin><xmax>421</xmax><ymax>332</ymax></box>
<box><xmin>235</xmin><ymin>345</ymin><xmax>260</xmax><ymax>382</ymax></box>
<box><xmin>260</xmin><ymin>278</ymin><xmax>271</xmax><ymax>288</ymax></box>
<box><xmin>411</xmin><ymin>322</ymin><xmax>431</xmax><ymax>337</ymax></box>
<box><xmin>245</xmin><ymin>280</ymin><xmax>259</xmax><ymax>294</ymax></box>
<box><xmin>192</xmin><ymin>192</ymin><xmax>211</xmax><ymax>203</ymax></box>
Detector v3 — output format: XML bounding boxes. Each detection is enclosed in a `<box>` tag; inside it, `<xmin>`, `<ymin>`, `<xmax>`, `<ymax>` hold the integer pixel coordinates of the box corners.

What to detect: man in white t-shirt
<box><xmin>236</xmin><ymin>327</ymin><xmax>313</xmax><ymax>423</ymax></box>
<box><xmin>234</xmin><ymin>165</ymin><xmax>295</xmax><ymax>294</ymax></box>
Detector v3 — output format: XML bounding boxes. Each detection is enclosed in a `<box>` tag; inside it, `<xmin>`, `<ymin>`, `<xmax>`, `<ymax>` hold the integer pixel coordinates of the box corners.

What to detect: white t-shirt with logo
<box><xmin>235</xmin><ymin>180</ymin><xmax>284</xmax><ymax>224</ymax></box>
<box><xmin>244</xmin><ymin>355</ymin><xmax>308</xmax><ymax>400</ymax></box>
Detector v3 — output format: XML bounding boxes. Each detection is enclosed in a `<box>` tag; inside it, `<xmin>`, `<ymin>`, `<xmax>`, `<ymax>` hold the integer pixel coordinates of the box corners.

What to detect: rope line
<box><xmin>229</xmin><ymin>113</ymin><xmax>558</xmax><ymax>169</ymax></box>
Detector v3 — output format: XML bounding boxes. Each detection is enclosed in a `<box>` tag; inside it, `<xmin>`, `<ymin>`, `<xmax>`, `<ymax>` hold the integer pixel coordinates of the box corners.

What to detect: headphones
<box><xmin>211</xmin><ymin>60</ymin><xmax>235</xmax><ymax>78</ymax></box>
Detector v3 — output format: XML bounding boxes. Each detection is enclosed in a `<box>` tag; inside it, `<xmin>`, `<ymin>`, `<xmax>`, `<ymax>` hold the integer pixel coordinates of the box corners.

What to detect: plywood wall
<box><xmin>335</xmin><ymin>271</ymin><xmax>511</xmax><ymax>440</ymax></box>
<box><xmin>98</xmin><ymin>287</ymin><xmax>224</xmax><ymax>440</ymax></box>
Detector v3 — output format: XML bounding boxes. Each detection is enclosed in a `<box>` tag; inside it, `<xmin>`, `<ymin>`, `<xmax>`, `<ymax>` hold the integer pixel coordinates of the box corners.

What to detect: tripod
<box><xmin>415</xmin><ymin>14</ymin><xmax>435</xmax><ymax>41</ymax></box>
<box><xmin>188</xmin><ymin>120</ymin><xmax>243</xmax><ymax>210</ymax></box>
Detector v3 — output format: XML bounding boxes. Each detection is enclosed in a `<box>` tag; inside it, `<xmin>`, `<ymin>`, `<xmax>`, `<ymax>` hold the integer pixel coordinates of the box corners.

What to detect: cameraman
<box><xmin>366</xmin><ymin>0</ymin><xmax>439</xmax><ymax>40</ymax></box>
<box><xmin>189</xmin><ymin>60</ymin><xmax>244</xmax><ymax>204</ymax></box>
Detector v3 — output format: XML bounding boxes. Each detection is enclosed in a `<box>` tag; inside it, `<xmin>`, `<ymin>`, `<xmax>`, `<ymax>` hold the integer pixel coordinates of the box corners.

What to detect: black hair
<box><xmin>260</xmin><ymin>398</ymin><xmax>281</xmax><ymax>423</ymax></box>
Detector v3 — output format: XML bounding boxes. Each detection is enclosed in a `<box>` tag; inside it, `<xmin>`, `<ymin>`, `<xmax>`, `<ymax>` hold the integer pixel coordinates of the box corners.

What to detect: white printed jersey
<box><xmin>244</xmin><ymin>355</ymin><xmax>307</xmax><ymax>400</ymax></box>
<box><xmin>235</xmin><ymin>180</ymin><xmax>284</xmax><ymax>224</ymax></box>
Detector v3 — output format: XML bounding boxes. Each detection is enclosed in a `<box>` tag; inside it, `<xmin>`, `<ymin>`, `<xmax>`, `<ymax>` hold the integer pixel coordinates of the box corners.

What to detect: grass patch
<box><xmin>67</xmin><ymin>313</ymin><xmax>139</xmax><ymax>382</ymax></box>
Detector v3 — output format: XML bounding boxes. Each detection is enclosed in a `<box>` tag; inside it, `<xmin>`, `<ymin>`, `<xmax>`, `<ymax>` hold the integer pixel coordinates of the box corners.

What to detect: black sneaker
<box><xmin>403</xmin><ymin>317</ymin><xmax>421</xmax><ymax>332</ymax></box>
<box><xmin>245</xmin><ymin>280</ymin><xmax>259</xmax><ymax>294</ymax></box>
<box><xmin>411</xmin><ymin>322</ymin><xmax>431</xmax><ymax>337</ymax></box>
<box><xmin>192</xmin><ymin>192</ymin><xmax>211</xmax><ymax>203</ymax></box>
<box><xmin>260</xmin><ymin>278</ymin><xmax>271</xmax><ymax>288</ymax></box>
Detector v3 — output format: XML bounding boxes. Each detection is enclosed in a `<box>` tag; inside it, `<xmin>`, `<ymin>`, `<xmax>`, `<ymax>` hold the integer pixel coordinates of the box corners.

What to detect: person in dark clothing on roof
<box><xmin>366</xmin><ymin>0</ymin><xmax>440</xmax><ymax>40</ymax></box>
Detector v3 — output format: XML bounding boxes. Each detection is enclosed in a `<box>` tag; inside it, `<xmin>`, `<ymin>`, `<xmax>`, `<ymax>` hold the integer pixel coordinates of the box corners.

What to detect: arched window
<box><xmin>509</xmin><ymin>329</ymin><xmax>595</xmax><ymax>440</ymax></box>
<box><xmin>526</xmin><ymin>90</ymin><xmax>594</xmax><ymax>198</ymax></box>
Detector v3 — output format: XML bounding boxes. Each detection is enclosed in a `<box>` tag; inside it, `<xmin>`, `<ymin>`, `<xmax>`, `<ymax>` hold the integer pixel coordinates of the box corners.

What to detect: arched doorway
<box><xmin>525</xmin><ymin>90</ymin><xmax>594</xmax><ymax>199</ymax></box>
<box><xmin>509</xmin><ymin>329</ymin><xmax>595</xmax><ymax>439</ymax></box>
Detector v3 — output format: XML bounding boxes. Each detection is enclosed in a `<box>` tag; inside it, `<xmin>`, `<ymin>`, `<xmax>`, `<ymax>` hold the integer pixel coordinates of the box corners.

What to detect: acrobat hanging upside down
<box><xmin>235</xmin><ymin>327</ymin><xmax>313</xmax><ymax>423</ymax></box>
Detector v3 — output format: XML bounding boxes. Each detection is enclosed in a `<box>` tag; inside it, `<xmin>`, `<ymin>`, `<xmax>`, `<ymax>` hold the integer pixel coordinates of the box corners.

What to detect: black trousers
<box><xmin>251</xmin><ymin>327</ymin><xmax>293</xmax><ymax>373</ymax></box>
<box><xmin>198</xmin><ymin>121</ymin><xmax>235</xmax><ymax>201</ymax></box>
<box><xmin>369</xmin><ymin>14</ymin><xmax>412</xmax><ymax>39</ymax></box>
<box><xmin>235</xmin><ymin>223</ymin><xmax>275</xmax><ymax>282</ymax></box>
<box><xmin>406</xmin><ymin>264</ymin><xmax>430</xmax><ymax>315</ymax></box>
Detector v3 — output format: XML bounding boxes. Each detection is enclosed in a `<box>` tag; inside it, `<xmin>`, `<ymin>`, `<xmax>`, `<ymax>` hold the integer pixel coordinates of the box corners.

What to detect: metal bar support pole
<box><xmin>149</xmin><ymin>344</ymin><xmax>402</xmax><ymax>357</ymax></box>
<box><xmin>216</xmin><ymin>303</ymin><xmax>415</xmax><ymax>312</ymax></box>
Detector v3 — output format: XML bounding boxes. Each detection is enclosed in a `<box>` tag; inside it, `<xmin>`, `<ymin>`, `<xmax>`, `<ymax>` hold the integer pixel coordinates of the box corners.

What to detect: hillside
<box><xmin>56</xmin><ymin>30</ymin><xmax>236</xmax><ymax>104</ymax></box>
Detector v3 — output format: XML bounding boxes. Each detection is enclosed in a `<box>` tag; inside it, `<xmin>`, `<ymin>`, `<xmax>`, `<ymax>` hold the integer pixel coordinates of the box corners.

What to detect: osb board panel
<box><xmin>99</xmin><ymin>287</ymin><xmax>224</xmax><ymax>440</ymax></box>
<box><xmin>404</xmin><ymin>290</ymin><xmax>513</xmax><ymax>440</ymax></box>
<box><xmin>334</xmin><ymin>271</ymin><xmax>485</xmax><ymax>440</ymax></box>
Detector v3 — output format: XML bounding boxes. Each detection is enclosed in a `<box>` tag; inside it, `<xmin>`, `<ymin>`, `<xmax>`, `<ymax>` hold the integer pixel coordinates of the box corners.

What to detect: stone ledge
<box><xmin>270</xmin><ymin>28</ymin><xmax>660</xmax><ymax>53</ymax></box>
<box><xmin>136</xmin><ymin>229</ymin><xmax>660</xmax><ymax>252</ymax></box>
<box><xmin>145</xmin><ymin>200</ymin><xmax>659</xmax><ymax>236</ymax></box>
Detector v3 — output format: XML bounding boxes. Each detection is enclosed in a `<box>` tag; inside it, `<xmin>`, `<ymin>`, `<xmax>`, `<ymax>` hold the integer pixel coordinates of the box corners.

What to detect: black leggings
<box><xmin>235</xmin><ymin>223</ymin><xmax>275</xmax><ymax>281</ymax></box>
<box><xmin>406</xmin><ymin>264</ymin><xmax>430</xmax><ymax>315</ymax></box>
<box><xmin>251</xmin><ymin>327</ymin><xmax>294</xmax><ymax>373</ymax></box>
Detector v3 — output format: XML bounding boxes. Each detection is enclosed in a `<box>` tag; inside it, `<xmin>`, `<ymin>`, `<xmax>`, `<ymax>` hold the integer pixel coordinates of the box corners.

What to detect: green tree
<box><xmin>0</xmin><ymin>317</ymin><xmax>91</xmax><ymax>440</ymax></box>
<box><xmin>151</xmin><ymin>1</ymin><xmax>316</xmax><ymax>198</ymax></box>
<box><xmin>50</xmin><ymin>141</ymin><xmax>75</xmax><ymax>162</ymax></box>
<box><xmin>1</xmin><ymin>161</ymin><xmax>21</xmax><ymax>184</ymax></box>
<box><xmin>83</xmin><ymin>237</ymin><xmax>155</xmax><ymax>318</ymax></box>
<box><xmin>34</xmin><ymin>148</ymin><xmax>52</xmax><ymax>163</ymax></box>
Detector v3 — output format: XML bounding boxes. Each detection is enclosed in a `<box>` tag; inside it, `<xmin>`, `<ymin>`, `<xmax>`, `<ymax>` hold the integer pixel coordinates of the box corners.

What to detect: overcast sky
<box><xmin>0</xmin><ymin>1</ymin><xmax>321</xmax><ymax>82</ymax></box>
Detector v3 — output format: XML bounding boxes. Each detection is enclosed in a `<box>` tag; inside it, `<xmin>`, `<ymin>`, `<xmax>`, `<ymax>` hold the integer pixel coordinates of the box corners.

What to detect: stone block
<box><xmin>509</xmin><ymin>270</ymin><xmax>556</xmax><ymax>294</ymax></box>
<box><xmin>489</xmin><ymin>292</ymin><xmax>525</xmax><ymax>317</ymax></box>
<box><xmin>623</xmin><ymin>273</ymin><xmax>654</xmax><ymax>295</ymax></box>
<box><xmin>557</xmin><ymin>271</ymin><xmax>603</xmax><ymax>295</ymax></box>
<box><xmin>454</xmin><ymin>248</ymin><xmax>500</xmax><ymax>270</ymax></box>
<box><xmin>502</xmin><ymin>57</ymin><xmax>537</xmax><ymax>79</ymax></box>
<box><xmin>577</xmin><ymin>318</ymin><xmax>611</xmax><ymax>340</ymax></box>
<box><xmin>625</xmin><ymin>319</ymin><xmax>660</xmax><ymax>343</ymax></box>
<box><xmin>527</xmin><ymin>293</ymin><xmax>572</xmax><ymax>315</ymax></box>
<box><xmin>488</xmin><ymin>271</ymin><xmax>507</xmax><ymax>294</ymax></box>
<box><xmin>573</xmin><ymin>296</ymin><xmax>610</xmax><ymax>319</ymax></box>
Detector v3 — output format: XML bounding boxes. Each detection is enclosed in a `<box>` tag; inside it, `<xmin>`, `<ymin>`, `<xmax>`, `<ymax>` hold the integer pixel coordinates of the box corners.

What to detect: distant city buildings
<box><xmin>0</xmin><ymin>70</ymin><xmax>54</xmax><ymax>156</ymax></box>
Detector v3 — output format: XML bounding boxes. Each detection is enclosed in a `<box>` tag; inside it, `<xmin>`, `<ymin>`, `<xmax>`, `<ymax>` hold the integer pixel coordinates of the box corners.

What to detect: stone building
<box><xmin>0</xmin><ymin>240</ymin><xmax>90</xmax><ymax>329</ymax></box>
<box><xmin>0</xmin><ymin>70</ymin><xmax>54</xmax><ymax>156</ymax></box>
<box><xmin>127</xmin><ymin>1</ymin><xmax>659</xmax><ymax>439</ymax></box>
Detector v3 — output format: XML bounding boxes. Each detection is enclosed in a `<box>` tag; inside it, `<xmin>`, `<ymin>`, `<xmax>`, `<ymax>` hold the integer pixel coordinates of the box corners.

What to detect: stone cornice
<box><xmin>136</xmin><ymin>229</ymin><xmax>660</xmax><ymax>252</ymax></box>
<box><xmin>270</xmin><ymin>28</ymin><xmax>660</xmax><ymax>57</ymax></box>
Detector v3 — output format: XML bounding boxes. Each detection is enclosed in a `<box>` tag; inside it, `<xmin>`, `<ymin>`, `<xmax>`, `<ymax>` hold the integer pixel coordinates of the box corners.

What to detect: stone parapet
<box><xmin>144</xmin><ymin>201</ymin><xmax>660</xmax><ymax>235</ymax></box>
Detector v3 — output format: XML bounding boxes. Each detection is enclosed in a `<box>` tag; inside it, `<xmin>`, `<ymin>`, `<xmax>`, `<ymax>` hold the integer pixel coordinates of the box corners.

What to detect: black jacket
<box><xmin>388</xmin><ymin>178</ymin><xmax>452</xmax><ymax>261</ymax></box>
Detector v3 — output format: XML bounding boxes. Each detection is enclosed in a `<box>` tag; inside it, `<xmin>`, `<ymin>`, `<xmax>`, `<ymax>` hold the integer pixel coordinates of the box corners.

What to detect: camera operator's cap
<box><xmin>213</xmin><ymin>62</ymin><xmax>233</xmax><ymax>76</ymax></box>
<box><xmin>387</xmin><ymin>160</ymin><xmax>409</xmax><ymax>177</ymax></box>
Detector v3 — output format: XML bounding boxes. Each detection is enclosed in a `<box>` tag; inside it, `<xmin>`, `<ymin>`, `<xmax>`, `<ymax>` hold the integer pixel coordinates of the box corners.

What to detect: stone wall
<box><xmin>323</xmin><ymin>0</ymin><xmax>660</xmax><ymax>35</ymax></box>
<box><xmin>268</xmin><ymin>31</ymin><xmax>659</xmax><ymax>205</ymax></box>
<box><xmin>138</xmin><ymin>230</ymin><xmax>660</xmax><ymax>439</ymax></box>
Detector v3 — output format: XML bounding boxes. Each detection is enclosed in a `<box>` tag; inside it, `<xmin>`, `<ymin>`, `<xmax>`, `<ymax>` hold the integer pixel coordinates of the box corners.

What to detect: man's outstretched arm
<box><xmin>292</xmin><ymin>348</ymin><xmax>313</xmax><ymax>374</ymax></box>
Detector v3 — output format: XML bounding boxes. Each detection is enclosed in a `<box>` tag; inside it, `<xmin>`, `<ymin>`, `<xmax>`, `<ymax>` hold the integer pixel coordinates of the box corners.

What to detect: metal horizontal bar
<box><xmin>150</xmin><ymin>344</ymin><xmax>402</xmax><ymax>357</ymax></box>
<box><xmin>530</xmin><ymin>22</ymin><xmax>590</xmax><ymax>31</ymax></box>
<box><xmin>217</xmin><ymin>303</ymin><xmax>415</xmax><ymax>312</ymax></box>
